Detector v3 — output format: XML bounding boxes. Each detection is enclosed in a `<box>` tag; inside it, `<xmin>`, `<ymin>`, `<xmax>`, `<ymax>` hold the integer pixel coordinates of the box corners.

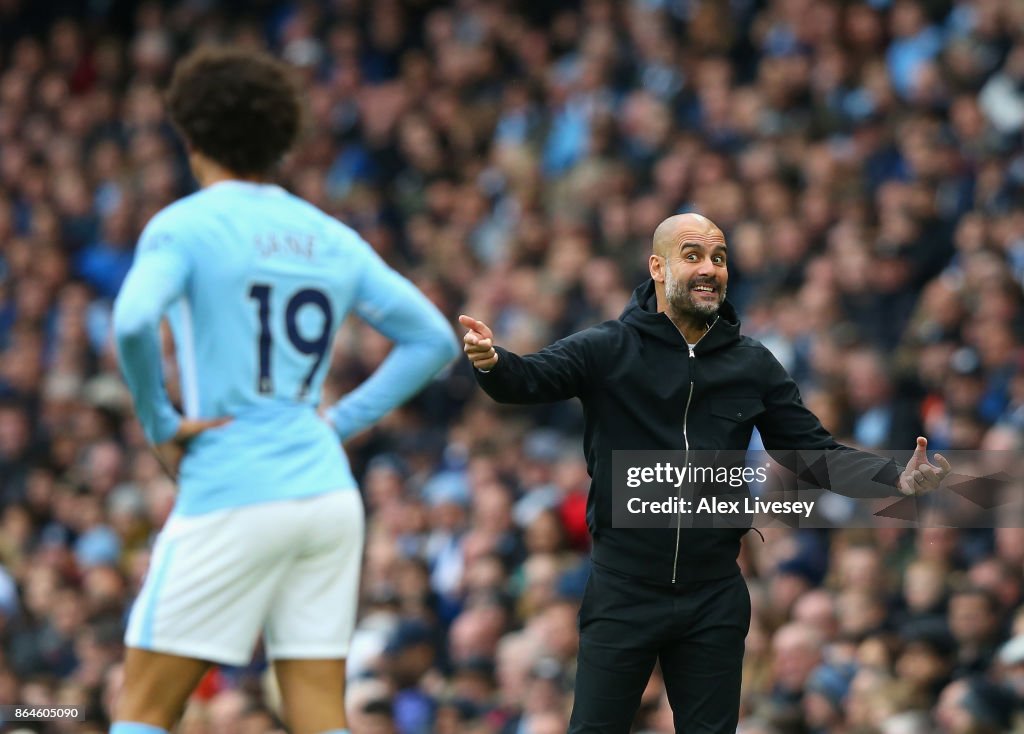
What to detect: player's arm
<box><xmin>459</xmin><ymin>314</ymin><xmax>595</xmax><ymax>404</ymax></box>
<box><xmin>112</xmin><ymin>226</ymin><xmax>229</xmax><ymax>478</ymax></box>
<box><xmin>325</xmin><ymin>246</ymin><xmax>459</xmax><ymax>441</ymax></box>
<box><xmin>112</xmin><ymin>227</ymin><xmax>189</xmax><ymax>445</ymax></box>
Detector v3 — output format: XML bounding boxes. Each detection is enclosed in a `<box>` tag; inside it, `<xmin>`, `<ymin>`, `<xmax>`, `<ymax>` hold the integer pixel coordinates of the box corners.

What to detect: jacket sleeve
<box><xmin>754</xmin><ymin>347</ymin><xmax>902</xmax><ymax>498</ymax></box>
<box><xmin>473</xmin><ymin>327</ymin><xmax>601</xmax><ymax>404</ymax></box>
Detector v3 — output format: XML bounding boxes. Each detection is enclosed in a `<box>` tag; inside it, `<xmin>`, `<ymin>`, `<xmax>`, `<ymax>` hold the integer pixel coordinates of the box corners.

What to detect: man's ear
<box><xmin>649</xmin><ymin>254</ymin><xmax>665</xmax><ymax>283</ymax></box>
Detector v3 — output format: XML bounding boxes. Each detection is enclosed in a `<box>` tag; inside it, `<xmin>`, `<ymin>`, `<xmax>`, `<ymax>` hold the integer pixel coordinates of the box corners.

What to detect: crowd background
<box><xmin>1</xmin><ymin>0</ymin><xmax>1024</xmax><ymax>732</ymax></box>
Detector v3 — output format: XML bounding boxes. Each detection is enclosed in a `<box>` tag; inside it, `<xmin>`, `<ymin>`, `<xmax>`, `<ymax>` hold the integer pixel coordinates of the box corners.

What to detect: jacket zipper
<box><xmin>671</xmin><ymin>316</ymin><xmax>718</xmax><ymax>585</ymax></box>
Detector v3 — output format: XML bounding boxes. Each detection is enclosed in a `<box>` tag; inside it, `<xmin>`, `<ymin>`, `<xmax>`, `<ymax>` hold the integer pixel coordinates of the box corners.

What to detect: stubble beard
<box><xmin>665</xmin><ymin>268</ymin><xmax>726</xmax><ymax>320</ymax></box>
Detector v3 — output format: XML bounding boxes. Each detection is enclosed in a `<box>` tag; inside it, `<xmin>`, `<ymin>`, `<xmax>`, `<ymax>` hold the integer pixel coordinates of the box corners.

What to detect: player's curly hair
<box><xmin>166</xmin><ymin>47</ymin><xmax>303</xmax><ymax>176</ymax></box>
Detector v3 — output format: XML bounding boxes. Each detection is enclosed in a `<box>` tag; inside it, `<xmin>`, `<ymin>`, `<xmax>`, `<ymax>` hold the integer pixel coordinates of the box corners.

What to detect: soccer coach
<box><xmin>460</xmin><ymin>213</ymin><xmax>949</xmax><ymax>734</ymax></box>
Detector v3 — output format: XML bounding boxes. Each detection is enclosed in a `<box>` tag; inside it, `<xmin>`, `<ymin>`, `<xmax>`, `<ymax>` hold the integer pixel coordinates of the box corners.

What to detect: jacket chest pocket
<box><xmin>710</xmin><ymin>397</ymin><xmax>765</xmax><ymax>425</ymax></box>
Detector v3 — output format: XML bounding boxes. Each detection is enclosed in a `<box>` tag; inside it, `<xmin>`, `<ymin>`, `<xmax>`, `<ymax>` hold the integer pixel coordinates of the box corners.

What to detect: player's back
<box><xmin>152</xmin><ymin>181</ymin><xmax>370</xmax><ymax>514</ymax></box>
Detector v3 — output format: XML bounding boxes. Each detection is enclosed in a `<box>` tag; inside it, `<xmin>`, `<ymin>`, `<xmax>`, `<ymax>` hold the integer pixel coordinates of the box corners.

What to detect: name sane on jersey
<box><xmin>254</xmin><ymin>233</ymin><xmax>316</xmax><ymax>260</ymax></box>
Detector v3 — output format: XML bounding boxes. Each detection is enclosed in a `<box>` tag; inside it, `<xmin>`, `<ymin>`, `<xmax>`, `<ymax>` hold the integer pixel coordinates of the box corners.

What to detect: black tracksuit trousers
<box><xmin>568</xmin><ymin>562</ymin><xmax>751</xmax><ymax>734</ymax></box>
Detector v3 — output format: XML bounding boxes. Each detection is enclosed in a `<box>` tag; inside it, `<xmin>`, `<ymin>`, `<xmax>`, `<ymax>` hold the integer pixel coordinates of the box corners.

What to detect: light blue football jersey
<box><xmin>113</xmin><ymin>181</ymin><xmax>458</xmax><ymax>516</ymax></box>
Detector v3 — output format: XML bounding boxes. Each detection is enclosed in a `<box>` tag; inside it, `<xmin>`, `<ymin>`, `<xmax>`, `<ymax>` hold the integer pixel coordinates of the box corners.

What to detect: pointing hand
<box><xmin>459</xmin><ymin>315</ymin><xmax>499</xmax><ymax>371</ymax></box>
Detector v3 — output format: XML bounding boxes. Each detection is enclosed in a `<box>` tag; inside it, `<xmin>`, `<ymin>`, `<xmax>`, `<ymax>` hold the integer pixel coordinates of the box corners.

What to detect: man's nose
<box><xmin>696</xmin><ymin>257</ymin><xmax>715</xmax><ymax>276</ymax></box>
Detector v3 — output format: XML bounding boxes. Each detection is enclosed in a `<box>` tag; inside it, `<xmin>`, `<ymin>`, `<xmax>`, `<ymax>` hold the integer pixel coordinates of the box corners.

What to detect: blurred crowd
<box><xmin>1</xmin><ymin>0</ymin><xmax>1024</xmax><ymax>732</ymax></box>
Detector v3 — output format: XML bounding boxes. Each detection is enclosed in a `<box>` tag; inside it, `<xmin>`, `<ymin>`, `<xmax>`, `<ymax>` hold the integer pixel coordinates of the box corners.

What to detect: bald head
<box><xmin>649</xmin><ymin>211</ymin><xmax>728</xmax><ymax>336</ymax></box>
<box><xmin>652</xmin><ymin>213</ymin><xmax>723</xmax><ymax>257</ymax></box>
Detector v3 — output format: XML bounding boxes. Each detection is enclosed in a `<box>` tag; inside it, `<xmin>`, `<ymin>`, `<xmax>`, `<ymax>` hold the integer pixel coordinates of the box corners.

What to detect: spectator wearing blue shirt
<box><xmin>887</xmin><ymin>0</ymin><xmax>944</xmax><ymax>99</ymax></box>
<box><xmin>76</xmin><ymin>199</ymin><xmax>136</xmax><ymax>300</ymax></box>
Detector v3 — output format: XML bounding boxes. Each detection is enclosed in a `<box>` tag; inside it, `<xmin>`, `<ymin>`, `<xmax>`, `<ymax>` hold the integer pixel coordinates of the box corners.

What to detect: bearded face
<box><xmin>665</xmin><ymin>262</ymin><xmax>727</xmax><ymax>319</ymax></box>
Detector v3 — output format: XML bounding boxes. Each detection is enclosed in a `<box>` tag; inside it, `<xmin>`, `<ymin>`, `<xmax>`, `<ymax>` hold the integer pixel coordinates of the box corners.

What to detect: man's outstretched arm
<box><xmin>755</xmin><ymin>348</ymin><xmax>949</xmax><ymax>497</ymax></box>
<box><xmin>460</xmin><ymin>314</ymin><xmax>595</xmax><ymax>404</ymax></box>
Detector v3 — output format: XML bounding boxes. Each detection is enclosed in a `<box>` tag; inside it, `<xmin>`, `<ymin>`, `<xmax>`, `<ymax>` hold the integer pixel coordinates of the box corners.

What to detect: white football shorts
<box><xmin>125</xmin><ymin>489</ymin><xmax>365</xmax><ymax>666</ymax></box>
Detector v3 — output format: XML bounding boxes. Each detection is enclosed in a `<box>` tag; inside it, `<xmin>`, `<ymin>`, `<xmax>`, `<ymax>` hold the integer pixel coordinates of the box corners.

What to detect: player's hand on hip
<box><xmin>459</xmin><ymin>314</ymin><xmax>499</xmax><ymax>371</ymax></box>
<box><xmin>898</xmin><ymin>436</ymin><xmax>951</xmax><ymax>496</ymax></box>
<box><xmin>154</xmin><ymin>416</ymin><xmax>232</xmax><ymax>480</ymax></box>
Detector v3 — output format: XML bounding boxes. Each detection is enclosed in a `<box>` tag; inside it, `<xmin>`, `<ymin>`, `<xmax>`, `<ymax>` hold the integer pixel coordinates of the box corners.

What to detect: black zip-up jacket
<box><xmin>475</xmin><ymin>280</ymin><xmax>903</xmax><ymax>585</ymax></box>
